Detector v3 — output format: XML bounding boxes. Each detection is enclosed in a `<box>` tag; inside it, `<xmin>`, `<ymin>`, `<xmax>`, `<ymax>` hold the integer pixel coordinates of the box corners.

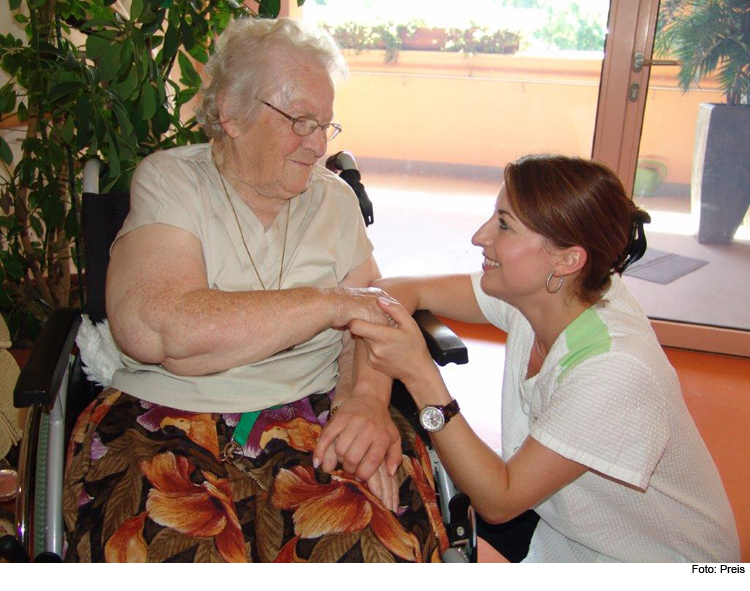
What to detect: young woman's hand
<box><xmin>349</xmin><ymin>297</ymin><xmax>435</xmax><ymax>385</ymax></box>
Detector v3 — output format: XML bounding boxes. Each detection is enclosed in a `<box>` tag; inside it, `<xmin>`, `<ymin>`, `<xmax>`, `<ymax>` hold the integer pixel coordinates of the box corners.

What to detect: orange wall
<box><xmin>331</xmin><ymin>50</ymin><xmax>724</xmax><ymax>185</ymax></box>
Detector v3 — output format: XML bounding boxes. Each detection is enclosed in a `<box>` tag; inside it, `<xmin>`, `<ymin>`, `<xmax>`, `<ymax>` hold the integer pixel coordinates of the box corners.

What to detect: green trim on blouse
<box><xmin>557</xmin><ymin>307</ymin><xmax>612</xmax><ymax>383</ymax></box>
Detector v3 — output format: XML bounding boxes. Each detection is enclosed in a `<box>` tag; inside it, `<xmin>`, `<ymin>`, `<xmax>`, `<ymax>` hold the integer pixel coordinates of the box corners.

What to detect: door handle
<box><xmin>633</xmin><ymin>52</ymin><xmax>680</xmax><ymax>73</ymax></box>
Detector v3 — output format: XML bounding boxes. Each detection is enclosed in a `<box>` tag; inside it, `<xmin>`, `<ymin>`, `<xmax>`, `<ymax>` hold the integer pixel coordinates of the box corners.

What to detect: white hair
<box><xmin>195</xmin><ymin>17</ymin><xmax>348</xmax><ymax>140</ymax></box>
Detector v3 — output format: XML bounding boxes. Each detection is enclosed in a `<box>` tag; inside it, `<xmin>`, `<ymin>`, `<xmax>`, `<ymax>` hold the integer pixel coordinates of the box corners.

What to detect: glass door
<box><xmin>301</xmin><ymin>0</ymin><xmax>613</xmax><ymax>278</ymax></box>
<box><xmin>617</xmin><ymin>0</ymin><xmax>750</xmax><ymax>355</ymax></box>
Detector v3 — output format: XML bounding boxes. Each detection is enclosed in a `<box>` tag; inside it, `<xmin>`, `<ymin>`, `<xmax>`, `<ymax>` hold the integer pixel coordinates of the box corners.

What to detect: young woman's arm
<box><xmin>372</xmin><ymin>275</ymin><xmax>487</xmax><ymax>324</ymax></box>
<box><xmin>350</xmin><ymin>299</ymin><xmax>587</xmax><ymax>523</ymax></box>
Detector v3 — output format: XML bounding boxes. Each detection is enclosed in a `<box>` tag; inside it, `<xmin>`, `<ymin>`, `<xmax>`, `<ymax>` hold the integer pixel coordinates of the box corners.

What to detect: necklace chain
<box><xmin>534</xmin><ymin>336</ymin><xmax>545</xmax><ymax>359</ymax></box>
<box><xmin>213</xmin><ymin>155</ymin><xmax>290</xmax><ymax>292</ymax></box>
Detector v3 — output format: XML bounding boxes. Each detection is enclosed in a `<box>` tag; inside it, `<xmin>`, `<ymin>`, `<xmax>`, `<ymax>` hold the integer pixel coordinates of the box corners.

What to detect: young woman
<box><xmin>348</xmin><ymin>155</ymin><xmax>740</xmax><ymax>562</ymax></box>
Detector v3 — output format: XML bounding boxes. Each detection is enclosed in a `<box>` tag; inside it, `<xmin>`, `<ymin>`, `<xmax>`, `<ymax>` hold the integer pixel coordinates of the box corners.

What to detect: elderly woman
<box><xmin>349</xmin><ymin>155</ymin><xmax>740</xmax><ymax>562</ymax></box>
<box><xmin>62</xmin><ymin>18</ymin><xmax>448</xmax><ymax>563</ymax></box>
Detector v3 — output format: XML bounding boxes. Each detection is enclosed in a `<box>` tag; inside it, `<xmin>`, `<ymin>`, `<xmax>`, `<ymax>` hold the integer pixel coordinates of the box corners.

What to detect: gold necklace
<box><xmin>213</xmin><ymin>155</ymin><xmax>290</xmax><ymax>292</ymax></box>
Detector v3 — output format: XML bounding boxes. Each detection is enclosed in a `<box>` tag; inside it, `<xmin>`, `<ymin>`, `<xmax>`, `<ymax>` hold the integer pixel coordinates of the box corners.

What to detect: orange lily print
<box><xmin>138</xmin><ymin>451</ymin><xmax>246</xmax><ymax>563</ymax></box>
<box><xmin>272</xmin><ymin>465</ymin><xmax>422</xmax><ymax>562</ymax></box>
<box><xmin>259</xmin><ymin>417</ymin><xmax>322</xmax><ymax>453</ymax></box>
<box><xmin>138</xmin><ymin>405</ymin><xmax>221</xmax><ymax>459</ymax></box>
<box><xmin>406</xmin><ymin>437</ymin><xmax>450</xmax><ymax>554</ymax></box>
<box><xmin>104</xmin><ymin>512</ymin><xmax>148</xmax><ymax>563</ymax></box>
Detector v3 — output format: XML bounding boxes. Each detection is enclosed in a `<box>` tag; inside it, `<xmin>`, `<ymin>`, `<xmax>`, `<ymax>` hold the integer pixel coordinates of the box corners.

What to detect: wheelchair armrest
<box><xmin>14</xmin><ymin>308</ymin><xmax>82</xmax><ymax>408</ymax></box>
<box><xmin>413</xmin><ymin>310</ymin><xmax>468</xmax><ymax>367</ymax></box>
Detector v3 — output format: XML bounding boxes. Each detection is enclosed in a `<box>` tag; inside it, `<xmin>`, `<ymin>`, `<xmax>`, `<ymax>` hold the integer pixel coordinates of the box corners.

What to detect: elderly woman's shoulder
<box><xmin>309</xmin><ymin>164</ymin><xmax>359</xmax><ymax>202</ymax></box>
<box><xmin>137</xmin><ymin>144</ymin><xmax>212</xmax><ymax>172</ymax></box>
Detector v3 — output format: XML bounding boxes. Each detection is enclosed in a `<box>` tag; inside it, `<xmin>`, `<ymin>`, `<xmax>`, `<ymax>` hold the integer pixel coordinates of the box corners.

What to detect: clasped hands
<box><xmin>314</xmin><ymin>289</ymin><xmax>436</xmax><ymax>512</ymax></box>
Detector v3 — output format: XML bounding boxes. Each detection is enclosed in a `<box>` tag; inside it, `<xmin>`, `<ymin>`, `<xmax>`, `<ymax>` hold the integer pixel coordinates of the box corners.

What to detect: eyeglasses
<box><xmin>259</xmin><ymin>100</ymin><xmax>342</xmax><ymax>142</ymax></box>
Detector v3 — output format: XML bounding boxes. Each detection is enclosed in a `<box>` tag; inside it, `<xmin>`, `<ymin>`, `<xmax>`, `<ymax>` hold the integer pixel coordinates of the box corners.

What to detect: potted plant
<box><xmin>656</xmin><ymin>0</ymin><xmax>750</xmax><ymax>244</ymax></box>
<box><xmin>0</xmin><ymin>0</ymin><xmax>289</xmax><ymax>345</ymax></box>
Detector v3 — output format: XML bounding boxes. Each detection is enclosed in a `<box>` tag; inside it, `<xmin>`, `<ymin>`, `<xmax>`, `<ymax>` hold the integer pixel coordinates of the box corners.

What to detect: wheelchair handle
<box><xmin>325</xmin><ymin>150</ymin><xmax>358</xmax><ymax>173</ymax></box>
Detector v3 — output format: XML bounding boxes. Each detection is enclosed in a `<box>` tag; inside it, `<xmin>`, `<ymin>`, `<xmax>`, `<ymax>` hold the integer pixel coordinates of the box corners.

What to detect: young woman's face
<box><xmin>471</xmin><ymin>184</ymin><xmax>555</xmax><ymax>305</ymax></box>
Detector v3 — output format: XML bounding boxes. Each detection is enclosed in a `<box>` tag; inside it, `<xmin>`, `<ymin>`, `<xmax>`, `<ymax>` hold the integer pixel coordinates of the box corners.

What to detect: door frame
<box><xmin>592</xmin><ymin>0</ymin><xmax>749</xmax><ymax>358</ymax></box>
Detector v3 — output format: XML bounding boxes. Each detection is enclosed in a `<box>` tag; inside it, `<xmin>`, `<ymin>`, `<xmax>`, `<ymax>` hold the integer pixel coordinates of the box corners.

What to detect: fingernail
<box><xmin>313</xmin><ymin>457</ymin><xmax>320</xmax><ymax>469</ymax></box>
<box><xmin>378</xmin><ymin>296</ymin><xmax>391</xmax><ymax>306</ymax></box>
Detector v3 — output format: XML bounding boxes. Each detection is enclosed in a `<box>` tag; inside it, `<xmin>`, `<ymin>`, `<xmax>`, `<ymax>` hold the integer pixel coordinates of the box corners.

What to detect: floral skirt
<box><xmin>62</xmin><ymin>388</ymin><xmax>449</xmax><ymax>562</ymax></box>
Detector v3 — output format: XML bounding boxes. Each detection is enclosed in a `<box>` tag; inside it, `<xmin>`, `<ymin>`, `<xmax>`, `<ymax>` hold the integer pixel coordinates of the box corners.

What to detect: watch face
<box><xmin>420</xmin><ymin>406</ymin><xmax>445</xmax><ymax>432</ymax></box>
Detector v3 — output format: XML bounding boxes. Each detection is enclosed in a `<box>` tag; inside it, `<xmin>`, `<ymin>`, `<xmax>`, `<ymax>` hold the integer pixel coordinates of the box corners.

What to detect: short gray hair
<box><xmin>195</xmin><ymin>17</ymin><xmax>348</xmax><ymax>141</ymax></box>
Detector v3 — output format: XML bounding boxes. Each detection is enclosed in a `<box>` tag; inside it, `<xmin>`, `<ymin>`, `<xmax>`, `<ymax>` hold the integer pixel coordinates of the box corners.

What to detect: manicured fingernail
<box><xmin>313</xmin><ymin>457</ymin><xmax>320</xmax><ymax>468</ymax></box>
<box><xmin>378</xmin><ymin>297</ymin><xmax>391</xmax><ymax>305</ymax></box>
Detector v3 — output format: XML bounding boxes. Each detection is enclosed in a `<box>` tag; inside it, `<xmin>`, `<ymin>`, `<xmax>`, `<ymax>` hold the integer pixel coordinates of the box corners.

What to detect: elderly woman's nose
<box><xmin>303</xmin><ymin>127</ymin><xmax>328</xmax><ymax>155</ymax></box>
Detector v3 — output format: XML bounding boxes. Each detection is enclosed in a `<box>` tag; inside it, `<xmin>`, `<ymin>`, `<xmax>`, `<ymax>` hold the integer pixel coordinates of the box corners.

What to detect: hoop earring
<box><xmin>546</xmin><ymin>272</ymin><xmax>564</xmax><ymax>294</ymax></box>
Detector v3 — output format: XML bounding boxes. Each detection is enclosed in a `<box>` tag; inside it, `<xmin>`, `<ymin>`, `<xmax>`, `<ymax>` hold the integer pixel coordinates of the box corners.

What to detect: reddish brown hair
<box><xmin>504</xmin><ymin>154</ymin><xmax>645</xmax><ymax>304</ymax></box>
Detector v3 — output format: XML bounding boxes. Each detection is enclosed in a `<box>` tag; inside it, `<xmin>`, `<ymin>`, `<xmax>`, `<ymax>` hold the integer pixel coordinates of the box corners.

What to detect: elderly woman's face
<box><xmin>226</xmin><ymin>57</ymin><xmax>335</xmax><ymax>201</ymax></box>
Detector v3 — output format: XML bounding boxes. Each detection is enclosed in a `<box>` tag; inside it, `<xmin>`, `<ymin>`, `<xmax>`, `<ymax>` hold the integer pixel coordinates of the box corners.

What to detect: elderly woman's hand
<box><xmin>349</xmin><ymin>298</ymin><xmax>435</xmax><ymax>387</ymax></box>
<box><xmin>366</xmin><ymin>461</ymin><xmax>400</xmax><ymax>512</ymax></box>
<box><xmin>328</xmin><ymin>287</ymin><xmax>398</xmax><ymax>329</ymax></box>
<box><xmin>315</xmin><ymin>392</ymin><xmax>401</xmax><ymax>479</ymax></box>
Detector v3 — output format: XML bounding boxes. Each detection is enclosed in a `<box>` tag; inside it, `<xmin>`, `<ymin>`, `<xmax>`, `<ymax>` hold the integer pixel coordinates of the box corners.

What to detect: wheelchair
<box><xmin>0</xmin><ymin>152</ymin><xmax>476</xmax><ymax>563</ymax></box>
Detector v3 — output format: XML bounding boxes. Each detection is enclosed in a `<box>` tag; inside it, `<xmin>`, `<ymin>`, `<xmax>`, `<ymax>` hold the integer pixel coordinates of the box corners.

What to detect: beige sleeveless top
<box><xmin>110</xmin><ymin>144</ymin><xmax>373</xmax><ymax>412</ymax></box>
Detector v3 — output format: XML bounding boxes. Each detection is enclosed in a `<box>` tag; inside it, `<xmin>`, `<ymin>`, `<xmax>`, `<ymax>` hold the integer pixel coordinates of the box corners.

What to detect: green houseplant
<box><xmin>0</xmin><ymin>0</ymin><xmax>298</xmax><ymax>344</ymax></box>
<box><xmin>655</xmin><ymin>0</ymin><xmax>750</xmax><ymax>243</ymax></box>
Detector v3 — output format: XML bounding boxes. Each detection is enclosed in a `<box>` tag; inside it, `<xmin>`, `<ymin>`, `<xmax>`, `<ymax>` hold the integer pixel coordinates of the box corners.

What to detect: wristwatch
<box><xmin>419</xmin><ymin>399</ymin><xmax>461</xmax><ymax>433</ymax></box>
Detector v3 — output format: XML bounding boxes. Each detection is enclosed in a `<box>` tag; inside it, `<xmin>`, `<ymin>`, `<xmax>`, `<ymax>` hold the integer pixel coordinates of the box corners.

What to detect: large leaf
<box><xmin>180</xmin><ymin>18</ymin><xmax>195</xmax><ymax>51</ymax></box>
<box><xmin>99</xmin><ymin>42</ymin><xmax>122</xmax><ymax>82</ymax></box>
<box><xmin>59</xmin><ymin>116</ymin><xmax>75</xmax><ymax>144</ymax></box>
<box><xmin>80</xmin><ymin>18</ymin><xmax>116</xmax><ymax>31</ymax></box>
<box><xmin>258</xmin><ymin>0</ymin><xmax>281</xmax><ymax>18</ymax></box>
<box><xmin>147</xmin><ymin>528</ymin><xmax>199</xmax><ymax>563</ymax></box>
<box><xmin>138</xmin><ymin>82</ymin><xmax>157</xmax><ymax>120</ymax></box>
<box><xmin>47</xmin><ymin>80</ymin><xmax>85</xmax><ymax>104</ymax></box>
<box><xmin>85</xmin><ymin>30</ymin><xmax>118</xmax><ymax>60</ymax></box>
<box><xmin>308</xmin><ymin>531</ymin><xmax>362</xmax><ymax>563</ymax></box>
<box><xmin>152</xmin><ymin>104</ymin><xmax>171</xmax><ymax>135</ymax></box>
<box><xmin>1</xmin><ymin>87</ymin><xmax>16</xmax><ymax>114</ymax></box>
<box><xmin>118</xmin><ymin>41</ymin><xmax>133</xmax><ymax>77</ymax></box>
<box><xmin>1</xmin><ymin>251</ymin><xmax>24</xmax><ymax>280</ymax></box>
<box><xmin>111</xmin><ymin>101</ymin><xmax>134</xmax><ymax>136</ymax></box>
<box><xmin>130</xmin><ymin>0</ymin><xmax>145</xmax><ymax>21</ymax></box>
<box><xmin>111</xmin><ymin>66</ymin><xmax>139</xmax><ymax>100</ymax></box>
<box><xmin>0</xmin><ymin>136</ymin><xmax>12</xmax><ymax>165</ymax></box>
<box><xmin>141</xmin><ymin>10</ymin><xmax>166</xmax><ymax>37</ymax></box>
<box><xmin>162</xmin><ymin>12</ymin><xmax>181</xmax><ymax>62</ymax></box>
<box><xmin>177</xmin><ymin>51</ymin><xmax>200</xmax><ymax>87</ymax></box>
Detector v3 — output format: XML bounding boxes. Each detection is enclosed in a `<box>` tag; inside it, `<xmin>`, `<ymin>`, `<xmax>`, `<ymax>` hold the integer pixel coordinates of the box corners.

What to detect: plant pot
<box><xmin>400</xmin><ymin>27</ymin><xmax>448</xmax><ymax>51</ymax></box>
<box><xmin>691</xmin><ymin>103</ymin><xmax>750</xmax><ymax>244</ymax></box>
<box><xmin>634</xmin><ymin>159</ymin><xmax>667</xmax><ymax>197</ymax></box>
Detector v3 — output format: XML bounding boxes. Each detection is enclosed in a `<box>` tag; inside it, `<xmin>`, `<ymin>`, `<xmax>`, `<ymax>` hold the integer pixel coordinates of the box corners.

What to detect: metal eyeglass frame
<box><xmin>259</xmin><ymin>99</ymin><xmax>342</xmax><ymax>141</ymax></box>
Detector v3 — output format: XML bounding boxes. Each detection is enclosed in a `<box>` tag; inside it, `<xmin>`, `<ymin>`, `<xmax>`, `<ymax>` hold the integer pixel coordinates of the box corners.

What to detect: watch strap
<box><xmin>441</xmin><ymin>399</ymin><xmax>460</xmax><ymax>423</ymax></box>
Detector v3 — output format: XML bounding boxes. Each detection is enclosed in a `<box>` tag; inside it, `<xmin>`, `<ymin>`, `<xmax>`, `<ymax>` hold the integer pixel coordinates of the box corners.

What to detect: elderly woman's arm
<box><xmin>106</xmin><ymin>223</ymin><xmax>390</xmax><ymax>376</ymax></box>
